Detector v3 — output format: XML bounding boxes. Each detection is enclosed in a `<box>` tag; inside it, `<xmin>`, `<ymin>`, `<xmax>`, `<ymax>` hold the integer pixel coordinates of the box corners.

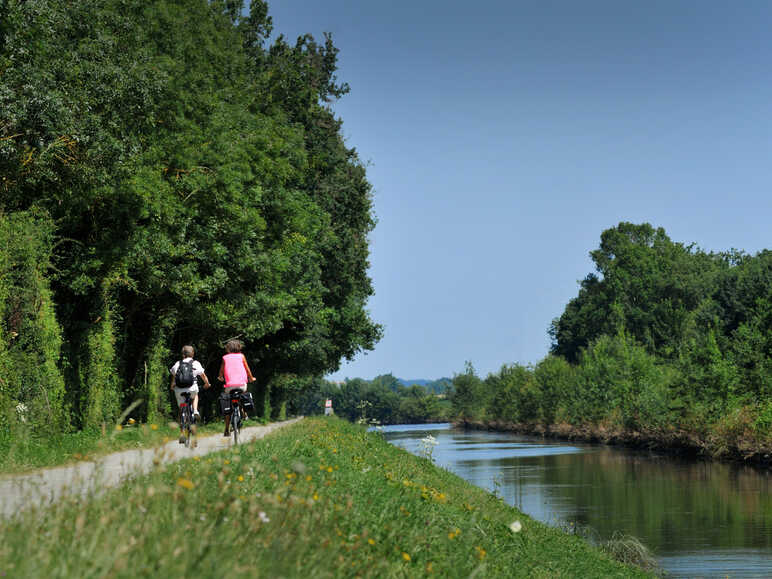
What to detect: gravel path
<box><xmin>0</xmin><ymin>417</ymin><xmax>303</xmax><ymax>518</ymax></box>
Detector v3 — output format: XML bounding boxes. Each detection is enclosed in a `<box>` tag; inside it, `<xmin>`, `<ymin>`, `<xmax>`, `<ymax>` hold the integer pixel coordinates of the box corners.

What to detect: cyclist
<box><xmin>217</xmin><ymin>339</ymin><xmax>255</xmax><ymax>437</ymax></box>
<box><xmin>170</xmin><ymin>345</ymin><xmax>211</xmax><ymax>442</ymax></box>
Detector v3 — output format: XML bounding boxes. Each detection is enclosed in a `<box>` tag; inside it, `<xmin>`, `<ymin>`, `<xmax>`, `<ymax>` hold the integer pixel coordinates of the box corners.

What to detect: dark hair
<box><xmin>225</xmin><ymin>339</ymin><xmax>243</xmax><ymax>353</ymax></box>
<box><xmin>182</xmin><ymin>345</ymin><xmax>194</xmax><ymax>358</ymax></box>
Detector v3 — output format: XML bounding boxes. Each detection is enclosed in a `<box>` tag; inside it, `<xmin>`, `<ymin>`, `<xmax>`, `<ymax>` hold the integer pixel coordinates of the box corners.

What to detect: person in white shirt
<box><xmin>169</xmin><ymin>345</ymin><xmax>211</xmax><ymax>441</ymax></box>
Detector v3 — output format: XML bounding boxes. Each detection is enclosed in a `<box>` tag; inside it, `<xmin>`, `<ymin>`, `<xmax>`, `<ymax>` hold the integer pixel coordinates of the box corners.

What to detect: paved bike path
<box><xmin>0</xmin><ymin>417</ymin><xmax>303</xmax><ymax>518</ymax></box>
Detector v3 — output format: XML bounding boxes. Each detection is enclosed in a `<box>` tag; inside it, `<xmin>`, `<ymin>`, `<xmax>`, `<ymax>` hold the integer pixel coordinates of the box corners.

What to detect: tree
<box><xmin>450</xmin><ymin>362</ymin><xmax>488</xmax><ymax>422</ymax></box>
<box><xmin>551</xmin><ymin>222</ymin><xmax>724</xmax><ymax>362</ymax></box>
<box><xmin>0</xmin><ymin>0</ymin><xmax>381</xmax><ymax>428</ymax></box>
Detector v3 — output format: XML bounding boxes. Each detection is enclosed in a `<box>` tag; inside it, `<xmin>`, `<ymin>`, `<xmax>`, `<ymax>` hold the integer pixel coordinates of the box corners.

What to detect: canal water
<box><xmin>382</xmin><ymin>423</ymin><xmax>772</xmax><ymax>578</ymax></box>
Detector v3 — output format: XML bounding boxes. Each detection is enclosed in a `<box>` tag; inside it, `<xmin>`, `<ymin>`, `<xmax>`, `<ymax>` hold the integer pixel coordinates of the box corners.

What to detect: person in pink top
<box><xmin>217</xmin><ymin>339</ymin><xmax>255</xmax><ymax>436</ymax></box>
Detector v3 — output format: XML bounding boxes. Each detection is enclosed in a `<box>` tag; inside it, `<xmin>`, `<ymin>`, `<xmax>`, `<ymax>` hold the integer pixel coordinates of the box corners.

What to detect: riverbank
<box><xmin>456</xmin><ymin>419</ymin><xmax>772</xmax><ymax>468</ymax></box>
<box><xmin>0</xmin><ymin>416</ymin><xmax>653</xmax><ymax>577</ymax></box>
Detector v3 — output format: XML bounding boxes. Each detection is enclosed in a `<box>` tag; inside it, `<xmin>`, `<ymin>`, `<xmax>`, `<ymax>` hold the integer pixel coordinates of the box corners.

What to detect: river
<box><xmin>382</xmin><ymin>423</ymin><xmax>772</xmax><ymax>578</ymax></box>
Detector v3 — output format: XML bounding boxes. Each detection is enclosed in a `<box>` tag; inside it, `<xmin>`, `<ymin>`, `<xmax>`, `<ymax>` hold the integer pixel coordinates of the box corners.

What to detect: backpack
<box><xmin>175</xmin><ymin>360</ymin><xmax>195</xmax><ymax>388</ymax></box>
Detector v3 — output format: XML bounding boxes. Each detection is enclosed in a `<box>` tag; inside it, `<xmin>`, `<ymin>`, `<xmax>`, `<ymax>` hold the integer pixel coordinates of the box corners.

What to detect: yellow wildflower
<box><xmin>176</xmin><ymin>478</ymin><xmax>194</xmax><ymax>490</ymax></box>
<box><xmin>402</xmin><ymin>552</ymin><xmax>411</xmax><ymax>562</ymax></box>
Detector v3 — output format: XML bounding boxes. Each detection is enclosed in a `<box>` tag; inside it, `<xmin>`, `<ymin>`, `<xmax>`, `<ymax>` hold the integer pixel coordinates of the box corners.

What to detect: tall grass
<box><xmin>600</xmin><ymin>533</ymin><xmax>660</xmax><ymax>573</ymax></box>
<box><xmin>0</xmin><ymin>417</ymin><xmax>653</xmax><ymax>578</ymax></box>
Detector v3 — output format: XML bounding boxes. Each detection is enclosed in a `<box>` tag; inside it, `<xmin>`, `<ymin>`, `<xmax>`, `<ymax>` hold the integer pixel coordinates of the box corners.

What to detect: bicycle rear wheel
<box><xmin>184</xmin><ymin>407</ymin><xmax>193</xmax><ymax>448</ymax></box>
<box><xmin>231</xmin><ymin>407</ymin><xmax>240</xmax><ymax>445</ymax></box>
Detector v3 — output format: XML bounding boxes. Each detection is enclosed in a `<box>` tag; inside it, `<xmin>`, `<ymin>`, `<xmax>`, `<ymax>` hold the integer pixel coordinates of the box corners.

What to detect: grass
<box><xmin>0</xmin><ymin>416</ymin><xmax>252</xmax><ymax>475</ymax></box>
<box><xmin>0</xmin><ymin>416</ymin><xmax>654</xmax><ymax>578</ymax></box>
<box><xmin>599</xmin><ymin>533</ymin><xmax>660</xmax><ymax>572</ymax></box>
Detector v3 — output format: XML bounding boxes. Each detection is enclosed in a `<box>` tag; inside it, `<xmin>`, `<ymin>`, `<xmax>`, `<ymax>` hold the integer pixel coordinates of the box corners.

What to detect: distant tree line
<box><xmin>450</xmin><ymin>223</ymin><xmax>771</xmax><ymax>458</ymax></box>
<box><xmin>0</xmin><ymin>0</ymin><xmax>381</xmax><ymax>437</ymax></box>
<box><xmin>291</xmin><ymin>374</ymin><xmax>451</xmax><ymax>424</ymax></box>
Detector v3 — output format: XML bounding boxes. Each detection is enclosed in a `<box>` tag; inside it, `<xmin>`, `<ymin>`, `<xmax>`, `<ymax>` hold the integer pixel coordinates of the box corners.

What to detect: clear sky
<box><xmin>265</xmin><ymin>0</ymin><xmax>772</xmax><ymax>381</ymax></box>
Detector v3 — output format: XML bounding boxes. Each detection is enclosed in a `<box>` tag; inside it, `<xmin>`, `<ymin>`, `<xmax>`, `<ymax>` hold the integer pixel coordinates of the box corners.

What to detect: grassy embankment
<box><xmin>0</xmin><ymin>417</ymin><xmax>654</xmax><ymax>577</ymax></box>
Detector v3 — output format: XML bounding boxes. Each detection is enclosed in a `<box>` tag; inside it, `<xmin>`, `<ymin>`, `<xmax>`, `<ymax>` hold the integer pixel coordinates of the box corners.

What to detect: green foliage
<box><xmin>455</xmin><ymin>223</ymin><xmax>770</xmax><ymax>457</ymax></box>
<box><xmin>532</xmin><ymin>355</ymin><xmax>575</xmax><ymax>424</ymax></box>
<box><xmin>551</xmin><ymin>222</ymin><xmax>725</xmax><ymax>363</ymax></box>
<box><xmin>754</xmin><ymin>399</ymin><xmax>772</xmax><ymax>435</ymax></box>
<box><xmin>0</xmin><ymin>0</ymin><xmax>380</xmax><ymax>430</ymax></box>
<box><xmin>398</xmin><ymin>385</ymin><xmax>442</xmax><ymax>423</ymax></box>
<box><xmin>0</xmin><ymin>210</ymin><xmax>67</xmax><ymax>436</ymax></box>
<box><xmin>137</xmin><ymin>317</ymin><xmax>175</xmax><ymax>424</ymax></box>
<box><xmin>675</xmin><ymin>329</ymin><xmax>739</xmax><ymax>414</ymax></box>
<box><xmin>267</xmin><ymin>373</ymin><xmax>311</xmax><ymax>421</ymax></box>
<box><xmin>290</xmin><ymin>375</ymin><xmax>449</xmax><ymax>425</ymax></box>
<box><xmin>487</xmin><ymin>364</ymin><xmax>537</xmax><ymax>424</ymax></box>
<box><xmin>81</xmin><ymin>301</ymin><xmax>120</xmax><ymax>429</ymax></box>
<box><xmin>576</xmin><ymin>333</ymin><xmax>671</xmax><ymax>429</ymax></box>
<box><xmin>451</xmin><ymin>336</ymin><xmax>671</xmax><ymax>432</ymax></box>
<box><xmin>450</xmin><ymin>362</ymin><xmax>489</xmax><ymax>423</ymax></box>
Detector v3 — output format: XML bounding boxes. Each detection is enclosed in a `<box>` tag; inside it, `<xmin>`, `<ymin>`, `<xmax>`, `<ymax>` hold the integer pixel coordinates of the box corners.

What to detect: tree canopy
<box><xmin>452</xmin><ymin>223</ymin><xmax>771</xmax><ymax>459</ymax></box>
<box><xmin>0</xmin><ymin>0</ymin><xmax>381</xmax><ymax>431</ymax></box>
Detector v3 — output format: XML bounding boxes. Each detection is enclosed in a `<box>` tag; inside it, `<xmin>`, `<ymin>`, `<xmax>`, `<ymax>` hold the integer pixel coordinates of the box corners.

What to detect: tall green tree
<box><xmin>0</xmin><ymin>0</ymin><xmax>381</xmax><ymax>428</ymax></box>
<box><xmin>550</xmin><ymin>222</ymin><xmax>724</xmax><ymax>362</ymax></box>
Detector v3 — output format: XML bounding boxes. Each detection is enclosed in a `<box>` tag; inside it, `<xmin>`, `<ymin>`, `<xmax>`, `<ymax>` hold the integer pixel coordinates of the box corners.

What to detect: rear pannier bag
<box><xmin>219</xmin><ymin>392</ymin><xmax>233</xmax><ymax>415</ymax></box>
<box><xmin>240</xmin><ymin>391</ymin><xmax>255</xmax><ymax>413</ymax></box>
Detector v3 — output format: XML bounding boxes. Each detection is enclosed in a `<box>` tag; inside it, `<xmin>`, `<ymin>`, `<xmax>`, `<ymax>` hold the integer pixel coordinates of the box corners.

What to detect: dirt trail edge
<box><xmin>0</xmin><ymin>417</ymin><xmax>303</xmax><ymax>518</ymax></box>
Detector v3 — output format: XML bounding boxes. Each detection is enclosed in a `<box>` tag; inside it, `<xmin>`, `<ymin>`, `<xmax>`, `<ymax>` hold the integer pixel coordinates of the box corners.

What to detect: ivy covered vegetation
<box><xmin>450</xmin><ymin>223</ymin><xmax>772</xmax><ymax>461</ymax></box>
<box><xmin>0</xmin><ymin>1</ymin><xmax>380</xmax><ymax>439</ymax></box>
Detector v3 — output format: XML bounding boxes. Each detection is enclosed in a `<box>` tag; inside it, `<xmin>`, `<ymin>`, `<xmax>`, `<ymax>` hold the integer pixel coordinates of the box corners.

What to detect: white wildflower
<box><xmin>419</xmin><ymin>434</ymin><xmax>439</xmax><ymax>460</ymax></box>
<box><xmin>258</xmin><ymin>511</ymin><xmax>270</xmax><ymax>523</ymax></box>
<box><xmin>15</xmin><ymin>403</ymin><xmax>28</xmax><ymax>423</ymax></box>
<box><xmin>509</xmin><ymin>520</ymin><xmax>522</xmax><ymax>533</ymax></box>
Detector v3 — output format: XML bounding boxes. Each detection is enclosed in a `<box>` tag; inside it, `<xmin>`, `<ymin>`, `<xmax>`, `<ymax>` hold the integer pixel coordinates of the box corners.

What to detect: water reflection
<box><xmin>382</xmin><ymin>423</ymin><xmax>772</xmax><ymax>578</ymax></box>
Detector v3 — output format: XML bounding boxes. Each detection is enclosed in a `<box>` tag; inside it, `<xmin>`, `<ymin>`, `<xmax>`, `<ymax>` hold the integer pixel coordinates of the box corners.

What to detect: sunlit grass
<box><xmin>0</xmin><ymin>417</ymin><xmax>654</xmax><ymax>577</ymax></box>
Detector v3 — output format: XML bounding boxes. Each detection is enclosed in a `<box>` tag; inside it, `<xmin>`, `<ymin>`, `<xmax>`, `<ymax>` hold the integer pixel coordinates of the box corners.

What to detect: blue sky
<box><xmin>265</xmin><ymin>0</ymin><xmax>772</xmax><ymax>381</ymax></box>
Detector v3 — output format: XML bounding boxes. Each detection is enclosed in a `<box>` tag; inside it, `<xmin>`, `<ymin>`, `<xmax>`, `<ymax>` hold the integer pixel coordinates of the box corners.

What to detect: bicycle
<box><xmin>231</xmin><ymin>392</ymin><xmax>242</xmax><ymax>445</ymax></box>
<box><xmin>223</xmin><ymin>389</ymin><xmax>247</xmax><ymax>445</ymax></box>
<box><xmin>179</xmin><ymin>391</ymin><xmax>196</xmax><ymax>448</ymax></box>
